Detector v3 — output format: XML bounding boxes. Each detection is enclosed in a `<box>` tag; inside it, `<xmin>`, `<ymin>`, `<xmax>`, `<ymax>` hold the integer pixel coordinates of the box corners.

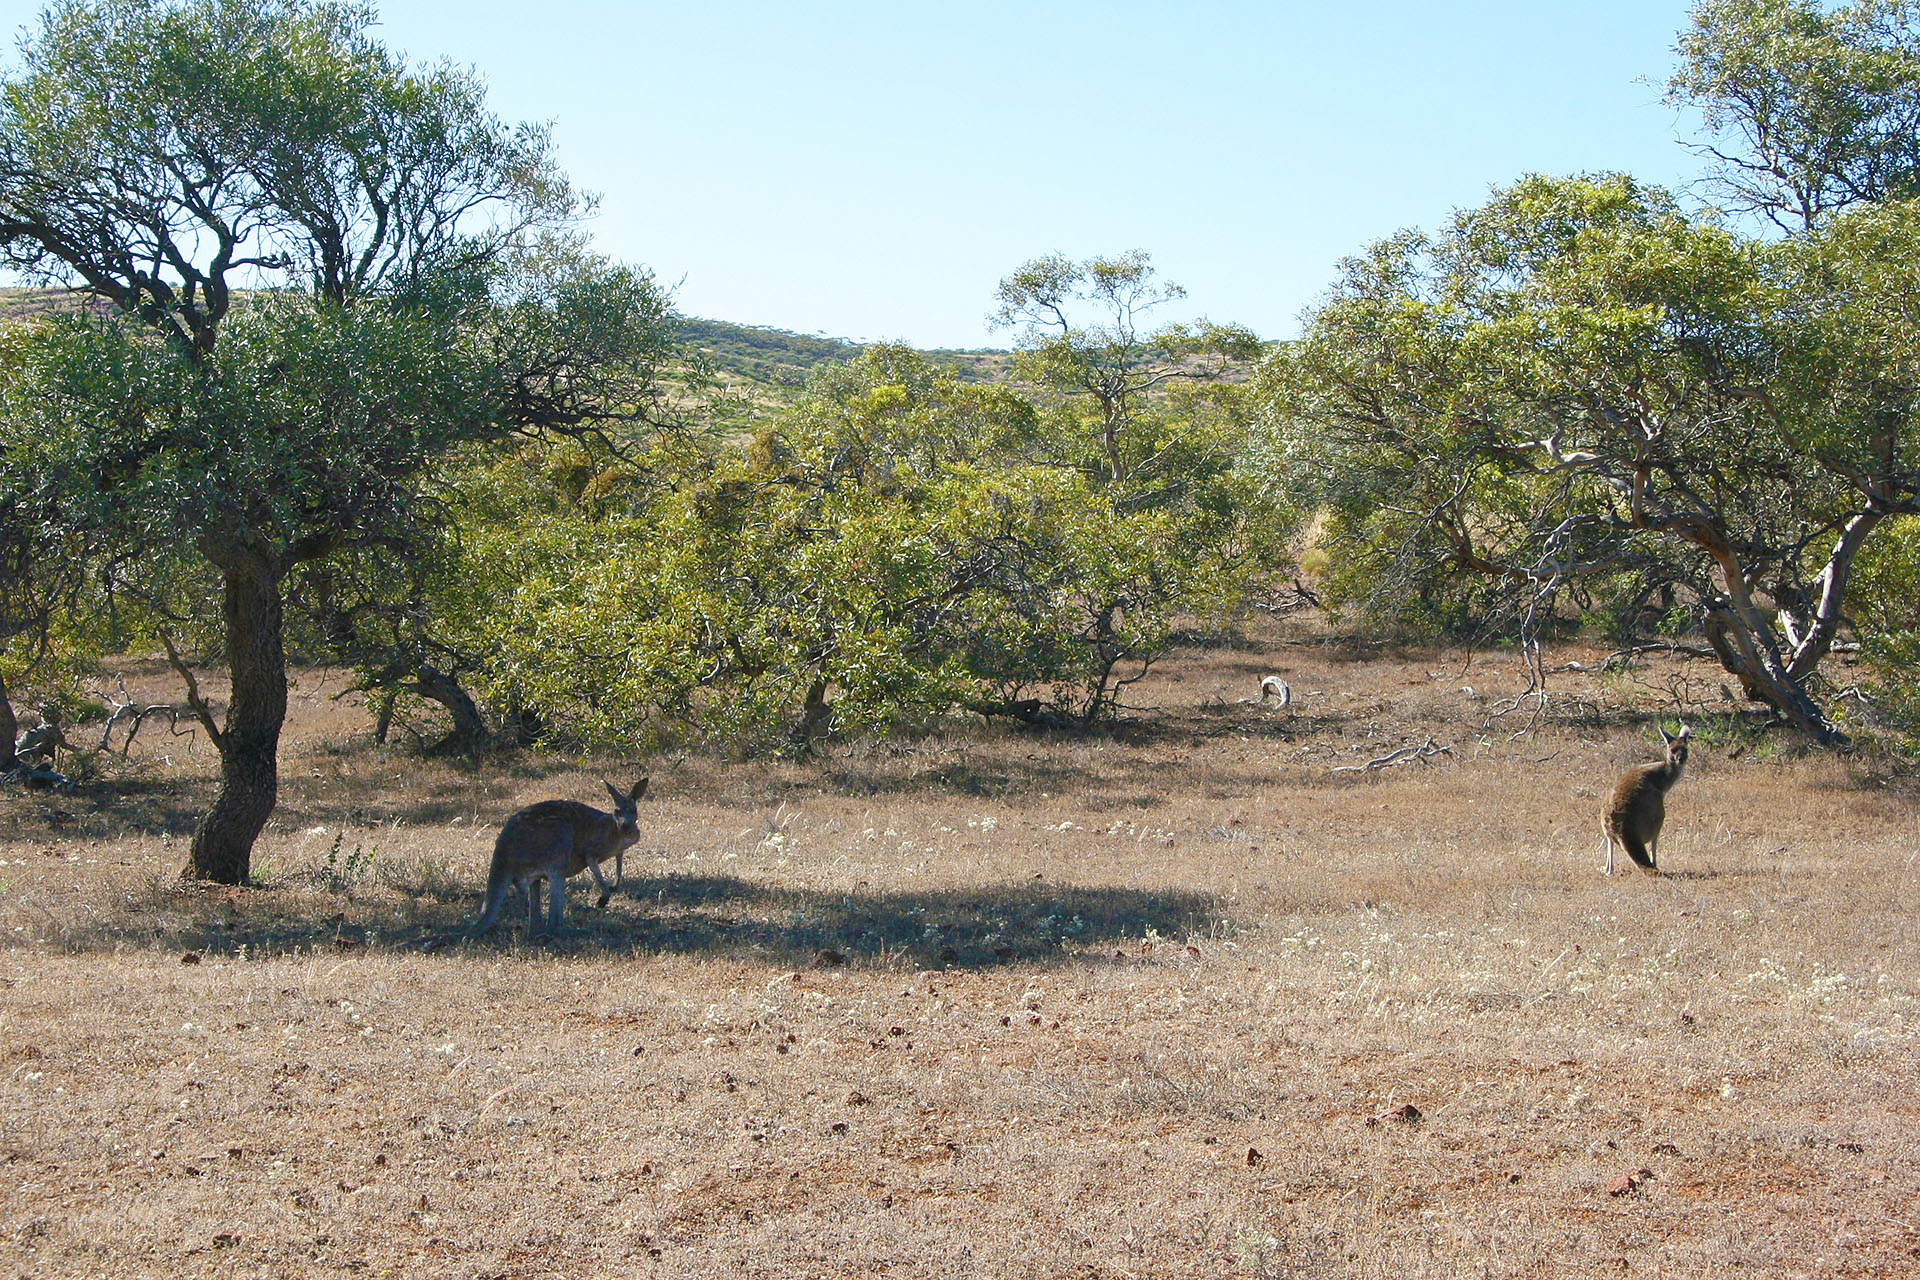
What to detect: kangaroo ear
<box><xmin>1675</xmin><ymin>724</ymin><xmax>1691</xmax><ymax>740</ymax></box>
<box><xmin>630</xmin><ymin>777</ymin><xmax>649</xmax><ymax>801</ymax></box>
<box><xmin>605</xmin><ymin>781</ymin><xmax>626</xmax><ymax>808</ymax></box>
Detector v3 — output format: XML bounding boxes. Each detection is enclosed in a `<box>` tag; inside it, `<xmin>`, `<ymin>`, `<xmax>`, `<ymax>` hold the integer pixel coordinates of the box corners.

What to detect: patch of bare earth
<box><xmin>0</xmin><ymin>629</ymin><xmax>1916</xmax><ymax>1277</ymax></box>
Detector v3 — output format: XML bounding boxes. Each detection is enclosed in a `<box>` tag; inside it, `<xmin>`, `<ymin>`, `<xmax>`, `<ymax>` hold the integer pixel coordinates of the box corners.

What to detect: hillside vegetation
<box><xmin>676</xmin><ymin>315</ymin><xmax>1010</xmax><ymax>389</ymax></box>
<box><xmin>0</xmin><ymin>292</ymin><xmax>1005</xmax><ymax>391</ymax></box>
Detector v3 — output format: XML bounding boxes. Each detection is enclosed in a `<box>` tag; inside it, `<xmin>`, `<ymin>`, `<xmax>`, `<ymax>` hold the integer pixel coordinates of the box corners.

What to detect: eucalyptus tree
<box><xmin>1262</xmin><ymin>173</ymin><xmax>1920</xmax><ymax>744</ymax></box>
<box><xmin>991</xmin><ymin>252</ymin><xmax>1262</xmax><ymax>492</ymax></box>
<box><xmin>1671</xmin><ymin>0</ymin><xmax>1920</xmax><ymax>230</ymax></box>
<box><xmin>481</xmin><ymin>340</ymin><xmax>1282</xmax><ymax>752</ymax></box>
<box><xmin>0</xmin><ymin>0</ymin><xmax>677</xmax><ymax>881</ymax></box>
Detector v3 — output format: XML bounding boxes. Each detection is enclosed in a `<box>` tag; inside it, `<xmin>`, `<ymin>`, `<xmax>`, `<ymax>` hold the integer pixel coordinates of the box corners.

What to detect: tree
<box><xmin>485</xmin><ymin>348</ymin><xmax>1053</xmax><ymax>752</ymax></box>
<box><xmin>991</xmin><ymin>252</ymin><xmax>1262</xmax><ymax>490</ymax></box>
<box><xmin>473</xmin><ymin>340</ymin><xmax>1283</xmax><ymax>751</ymax></box>
<box><xmin>0</xmin><ymin>0</ymin><xmax>676</xmax><ymax>881</ymax></box>
<box><xmin>1261</xmin><ymin>173</ymin><xmax>1920</xmax><ymax>744</ymax></box>
<box><xmin>1671</xmin><ymin>0</ymin><xmax>1920</xmax><ymax>230</ymax></box>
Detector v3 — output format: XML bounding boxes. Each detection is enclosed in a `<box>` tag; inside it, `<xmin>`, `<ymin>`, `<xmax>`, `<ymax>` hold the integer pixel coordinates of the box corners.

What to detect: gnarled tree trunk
<box><xmin>409</xmin><ymin>664</ymin><xmax>490</xmax><ymax>755</ymax></box>
<box><xmin>1698</xmin><ymin>541</ymin><xmax>1848</xmax><ymax>746</ymax></box>
<box><xmin>188</xmin><ymin>544</ymin><xmax>287</xmax><ymax>884</ymax></box>
<box><xmin>0</xmin><ymin>671</ymin><xmax>16</xmax><ymax>772</ymax></box>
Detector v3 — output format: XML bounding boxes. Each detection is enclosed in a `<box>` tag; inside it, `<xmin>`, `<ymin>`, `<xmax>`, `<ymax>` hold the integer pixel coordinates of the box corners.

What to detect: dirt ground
<box><xmin>0</xmin><ymin>624</ymin><xmax>1915</xmax><ymax>1278</ymax></box>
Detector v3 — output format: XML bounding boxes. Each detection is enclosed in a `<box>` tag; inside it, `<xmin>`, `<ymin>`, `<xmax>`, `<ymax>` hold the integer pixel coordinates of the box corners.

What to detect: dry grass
<box><xmin>1</xmin><ymin>628</ymin><xmax>1917</xmax><ymax>1278</ymax></box>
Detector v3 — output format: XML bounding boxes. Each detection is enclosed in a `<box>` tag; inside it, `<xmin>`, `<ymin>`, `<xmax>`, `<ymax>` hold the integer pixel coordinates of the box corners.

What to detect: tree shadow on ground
<box><xmin>41</xmin><ymin>872</ymin><xmax>1224</xmax><ymax>973</ymax></box>
<box><xmin>0</xmin><ymin>768</ymin><xmax>578</xmax><ymax>843</ymax></box>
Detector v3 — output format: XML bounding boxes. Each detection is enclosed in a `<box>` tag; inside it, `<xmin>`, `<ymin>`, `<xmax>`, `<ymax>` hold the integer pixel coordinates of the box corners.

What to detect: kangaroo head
<box><xmin>605</xmin><ymin>778</ymin><xmax>648</xmax><ymax>837</ymax></box>
<box><xmin>1660</xmin><ymin>725</ymin><xmax>1690</xmax><ymax>773</ymax></box>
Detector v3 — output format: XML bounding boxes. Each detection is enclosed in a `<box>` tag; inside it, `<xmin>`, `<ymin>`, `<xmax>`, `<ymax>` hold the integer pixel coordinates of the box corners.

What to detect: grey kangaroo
<box><xmin>470</xmin><ymin>779</ymin><xmax>649</xmax><ymax>936</ymax></box>
<box><xmin>1602</xmin><ymin>727</ymin><xmax>1688</xmax><ymax>876</ymax></box>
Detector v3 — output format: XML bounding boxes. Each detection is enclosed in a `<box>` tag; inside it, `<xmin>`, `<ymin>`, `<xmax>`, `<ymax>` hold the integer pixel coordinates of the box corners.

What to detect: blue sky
<box><xmin>5</xmin><ymin>0</ymin><xmax>1713</xmax><ymax>347</ymax></box>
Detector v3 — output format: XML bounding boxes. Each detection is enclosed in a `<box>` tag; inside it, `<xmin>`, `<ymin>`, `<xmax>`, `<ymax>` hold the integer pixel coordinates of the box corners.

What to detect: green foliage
<box><xmin>671</xmin><ymin>316</ymin><xmax>1010</xmax><ymax>413</ymax></box>
<box><xmin>323</xmin><ymin>831</ymin><xmax>378</xmax><ymax>891</ymax></box>
<box><xmin>1846</xmin><ymin>514</ymin><xmax>1920</xmax><ymax>741</ymax></box>
<box><xmin>992</xmin><ymin>251</ymin><xmax>1263</xmax><ymax>488</ymax></box>
<box><xmin>1258</xmin><ymin>170</ymin><xmax>1920</xmax><ymax>741</ymax></box>
<box><xmin>1672</xmin><ymin>0</ymin><xmax>1920</xmax><ymax>229</ymax></box>
<box><xmin>675</xmin><ymin>318</ymin><xmax>863</xmax><ymax>386</ymax></box>
<box><xmin>455</xmin><ymin>339</ymin><xmax>1284</xmax><ymax>754</ymax></box>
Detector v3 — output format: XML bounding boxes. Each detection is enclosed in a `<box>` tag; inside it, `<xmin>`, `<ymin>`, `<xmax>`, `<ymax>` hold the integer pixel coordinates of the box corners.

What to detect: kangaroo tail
<box><xmin>469</xmin><ymin>865</ymin><xmax>511</xmax><ymax>936</ymax></box>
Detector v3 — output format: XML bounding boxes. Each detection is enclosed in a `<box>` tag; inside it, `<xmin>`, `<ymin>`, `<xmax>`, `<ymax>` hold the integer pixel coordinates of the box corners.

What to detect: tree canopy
<box><xmin>1671</xmin><ymin>0</ymin><xmax>1920</xmax><ymax>229</ymax></box>
<box><xmin>0</xmin><ymin>0</ymin><xmax>680</xmax><ymax>880</ymax></box>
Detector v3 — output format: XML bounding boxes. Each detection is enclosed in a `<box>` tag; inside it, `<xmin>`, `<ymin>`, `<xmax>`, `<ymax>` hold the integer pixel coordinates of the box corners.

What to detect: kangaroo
<box><xmin>469</xmin><ymin>779</ymin><xmax>649</xmax><ymax>936</ymax></box>
<box><xmin>1602</xmin><ymin>727</ymin><xmax>1688</xmax><ymax>876</ymax></box>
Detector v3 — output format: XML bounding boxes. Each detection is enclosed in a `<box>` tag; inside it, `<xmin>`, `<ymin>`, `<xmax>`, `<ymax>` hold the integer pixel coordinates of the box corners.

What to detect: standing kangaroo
<box><xmin>469</xmin><ymin>779</ymin><xmax>648</xmax><ymax>936</ymax></box>
<box><xmin>1602</xmin><ymin>727</ymin><xmax>1688</xmax><ymax>876</ymax></box>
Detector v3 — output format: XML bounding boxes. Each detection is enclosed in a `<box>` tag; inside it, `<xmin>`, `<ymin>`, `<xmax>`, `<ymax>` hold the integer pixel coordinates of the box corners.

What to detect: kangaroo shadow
<box><xmin>48</xmin><ymin>870</ymin><xmax>1222</xmax><ymax>972</ymax></box>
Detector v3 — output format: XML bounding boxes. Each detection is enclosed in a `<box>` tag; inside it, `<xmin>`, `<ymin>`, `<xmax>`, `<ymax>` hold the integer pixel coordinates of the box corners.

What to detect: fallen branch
<box><xmin>92</xmin><ymin>682</ymin><xmax>191</xmax><ymax>756</ymax></box>
<box><xmin>1599</xmin><ymin>642</ymin><xmax>1718</xmax><ymax>669</ymax></box>
<box><xmin>2</xmin><ymin>762</ymin><xmax>74</xmax><ymax>791</ymax></box>
<box><xmin>1332</xmin><ymin>738</ymin><xmax>1454</xmax><ymax>772</ymax></box>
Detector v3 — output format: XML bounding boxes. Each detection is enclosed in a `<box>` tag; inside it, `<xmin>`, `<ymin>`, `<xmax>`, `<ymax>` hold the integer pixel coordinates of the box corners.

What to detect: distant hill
<box><xmin>677</xmin><ymin>316</ymin><xmax>1011</xmax><ymax>388</ymax></box>
<box><xmin>0</xmin><ymin>286</ymin><xmax>105</xmax><ymax>323</ymax></box>
<box><xmin>675</xmin><ymin>317</ymin><xmax>862</xmax><ymax>387</ymax></box>
<box><xmin>0</xmin><ymin>288</ymin><xmax>1013</xmax><ymax>389</ymax></box>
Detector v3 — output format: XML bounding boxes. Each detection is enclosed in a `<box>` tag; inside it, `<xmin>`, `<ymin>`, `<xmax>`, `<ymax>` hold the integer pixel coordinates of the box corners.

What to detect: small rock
<box><xmin>180</xmin><ymin>952</ymin><xmax>202</xmax><ymax>965</ymax></box>
<box><xmin>813</xmin><ymin>949</ymin><xmax>847</xmax><ymax>967</ymax></box>
<box><xmin>1368</xmin><ymin>1102</ymin><xmax>1423</xmax><ymax>1127</ymax></box>
<box><xmin>1245</xmin><ymin>1147</ymin><xmax>1263</xmax><ymax>1167</ymax></box>
<box><xmin>1606</xmin><ymin>1167</ymin><xmax>1654</xmax><ymax>1197</ymax></box>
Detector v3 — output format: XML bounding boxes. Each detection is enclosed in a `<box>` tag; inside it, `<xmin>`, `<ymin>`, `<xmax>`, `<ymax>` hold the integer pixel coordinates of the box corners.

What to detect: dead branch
<box><xmin>13</xmin><ymin>721</ymin><xmax>71</xmax><ymax>767</ymax></box>
<box><xmin>88</xmin><ymin>681</ymin><xmax>191</xmax><ymax>756</ymax></box>
<box><xmin>1599</xmin><ymin>642</ymin><xmax>1718</xmax><ymax>669</ymax></box>
<box><xmin>1252</xmin><ymin>578</ymin><xmax>1323</xmax><ymax>615</ymax></box>
<box><xmin>3</xmin><ymin>762</ymin><xmax>74</xmax><ymax>791</ymax></box>
<box><xmin>1332</xmin><ymin>738</ymin><xmax>1454</xmax><ymax>772</ymax></box>
<box><xmin>158</xmin><ymin>630</ymin><xmax>225</xmax><ymax>751</ymax></box>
